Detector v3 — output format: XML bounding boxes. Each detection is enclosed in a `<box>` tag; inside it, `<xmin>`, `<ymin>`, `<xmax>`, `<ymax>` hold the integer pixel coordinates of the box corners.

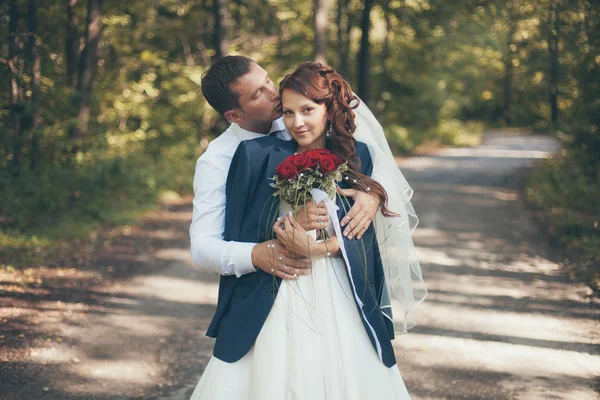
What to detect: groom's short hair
<box><xmin>201</xmin><ymin>55</ymin><xmax>254</xmax><ymax>115</ymax></box>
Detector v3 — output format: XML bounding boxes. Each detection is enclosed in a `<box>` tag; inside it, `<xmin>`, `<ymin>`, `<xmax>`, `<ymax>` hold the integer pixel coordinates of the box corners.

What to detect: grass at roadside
<box><xmin>525</xmin><ymin>148</ymin><xmax>600</xmax><ymax>295</ymax></box>
<box><xmin>0</xmin><ymin>191</ymin><xmax>181</xmax><ymax>269</ymax></box>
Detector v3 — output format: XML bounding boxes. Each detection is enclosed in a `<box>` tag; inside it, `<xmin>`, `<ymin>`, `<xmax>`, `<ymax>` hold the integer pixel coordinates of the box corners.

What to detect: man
<box><xmin>190</xmin><ymin>55</ymin><xmax>379</xmax><ymax>278</ymax></box>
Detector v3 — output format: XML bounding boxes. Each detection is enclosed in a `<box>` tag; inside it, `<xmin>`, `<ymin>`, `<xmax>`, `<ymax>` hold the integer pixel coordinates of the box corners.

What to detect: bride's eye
<box><xmin>304</xmin><ymin>107</ymin><xmax>313</xmax><ymax>113</ymax></box>
<box><xmin>283</xmin><ymin>110</ymin><xmax>293</xmax><ymax>116</ymax></box>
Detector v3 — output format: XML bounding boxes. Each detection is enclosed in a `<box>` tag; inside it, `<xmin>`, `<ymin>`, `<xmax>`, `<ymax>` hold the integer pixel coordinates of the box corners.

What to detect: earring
<box><xmin>326</xmin><ymin>125</ymin><xmax>333</xmax><ymax>137</ymax></box>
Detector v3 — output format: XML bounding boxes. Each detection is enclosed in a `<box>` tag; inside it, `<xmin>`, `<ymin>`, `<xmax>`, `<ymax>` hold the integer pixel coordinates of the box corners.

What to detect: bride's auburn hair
<box><xmin>279</xmin><ymin>61</ymin><xmax>395</xmax><ymax>217</ymax></box>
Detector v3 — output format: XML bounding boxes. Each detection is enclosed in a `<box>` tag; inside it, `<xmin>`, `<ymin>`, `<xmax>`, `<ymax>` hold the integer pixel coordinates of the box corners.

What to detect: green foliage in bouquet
<box><xmin>270</xmin><ymin>149</ymin><xmax>348</xmax><ymax>206</ymax></box>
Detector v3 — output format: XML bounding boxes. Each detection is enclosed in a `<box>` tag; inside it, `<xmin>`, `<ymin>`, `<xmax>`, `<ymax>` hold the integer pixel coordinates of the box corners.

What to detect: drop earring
<box><xmin>326</xmin><ymin>124</ymin><xmax>333</xmax><ymax>137</ymax></box>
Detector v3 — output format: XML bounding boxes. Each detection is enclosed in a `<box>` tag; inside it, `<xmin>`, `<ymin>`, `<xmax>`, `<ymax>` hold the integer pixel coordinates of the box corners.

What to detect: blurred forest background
<box><xmin>0</xmin><ymin>0</ymin><xmax>598</xmax><ymax>287</ymax></box>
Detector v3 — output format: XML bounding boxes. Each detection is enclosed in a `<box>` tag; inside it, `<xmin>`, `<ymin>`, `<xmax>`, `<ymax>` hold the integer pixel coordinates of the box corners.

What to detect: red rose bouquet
<box><xmin>271</xmin><ymin>149</ymin><xmax>347</xmax><ymax>207</ymax></box>
<box><xmin>271</xmin><ymin>149</ymin><xmax>347</xmax><ymax>240</ymax></box>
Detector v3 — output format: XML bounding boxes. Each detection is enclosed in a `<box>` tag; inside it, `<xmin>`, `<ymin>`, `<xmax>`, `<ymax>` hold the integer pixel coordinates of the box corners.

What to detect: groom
<box><xmin>190</xmin><ymin>55</ymin><xmax>380</xmax><ymax>279</ymax></box>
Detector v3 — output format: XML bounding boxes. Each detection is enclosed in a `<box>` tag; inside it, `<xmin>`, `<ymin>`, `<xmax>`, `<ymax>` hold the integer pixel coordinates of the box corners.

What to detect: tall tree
<box><xmin>66</xmin><ymin>0</ymin><xmax>80</xmax><ymax>88</ymax></box>
<box><xmin>7</xmin><ymin>0</ymin><xmax>24</xmax><ymax>175</ymax></box>
<box><xmin>357</xmin><ymin>0</ymin><xmax>374</xmax><ymax>103</ymax></box>
<box><xmin>72</xmin><ymin>0</ymin><xmax>102</xmax><ymax>139</ymax></box>
<box><xmin>336</xmin><ymin>0</ymin><xmax>351</xmax><ymax>78</ymax></box>
<box><xmin>27</xmin><ymin>0</ymin><xmax>41</xmax><ymax>168</ymax></box>
<box><xmin>213</xmin><ymin>0</ymin><xmax>230</xmax><ymax>59</ymax></box>
<box><xmin>314</xmin><ymin>0</ymin><xmax>328</xmax><ymax>64</ymax></box>
<box><xmin>502</xmin><ymin>0</ymin><xmax>518</xmax><ymax>126</ymax></box>
<box><xmin>377</xmin><ymin>1</ymin><xmax>392</xmax><ymax>112</ymax></box>
<box><xmin>548</xmin><ymin>0</ymin><xmax>560</xmax><ymax>126</ymax></box>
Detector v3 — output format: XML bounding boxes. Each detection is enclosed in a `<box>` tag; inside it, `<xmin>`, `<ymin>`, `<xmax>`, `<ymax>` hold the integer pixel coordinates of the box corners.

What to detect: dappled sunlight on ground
<box><xmin>1</xmin><ymin>133</ymin><xmax>598</xmax><ymax>399</ymax></box>
<box><xmin>393</xmin><ymin>133</ymin><xmax>599</xmax><ymax>399</ymax></box>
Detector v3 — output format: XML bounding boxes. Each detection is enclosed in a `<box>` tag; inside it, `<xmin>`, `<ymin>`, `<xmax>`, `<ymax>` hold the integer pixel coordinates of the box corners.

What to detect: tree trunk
<box><xmin>72</xmin><ymin>0</ymin><xmax>102</xmax><ymax>139</ymax></box>
<box><xmin>66</xmin><ymin>0</ymin><xmax>80</xmax><ymax>88</ymax></box>
<box><xmin>377</xmin><ymin>1</ymin><xmax>391</xmax><ymax>113</ymax></box>
<box><xmin>503</xmin><ymin>1</ymin><xmax>518</xmax><ymax>126</ymax></box>
<box><xmin>357</xmin><ymin>0</ymin><xmax>374</xmax><ymax>103</ymax></box>
<box><xmin>8</xmin><ymin>0</ymin><xmax>24</xmax><ymax>176</ymax></box>
<box><xmin>213</xmin><ymin>0</ymin><xmax>229</xmax><ymax>59</ymax></box>
<box><xmin>548</xmin><ymin>0</ymin><xmax>560</xmax><ymax>126</ymax></box>
<box><xmin>336</xmin><ymin>0</ymin><xmax>350</xmax><ymax>78</ymax></box>
<box><xmin>8</xmin><ymin>0</ymin><xmax>22</xmax><ymax>109</ymax></box>
<box><xmin>314</xmin><ymin>0</ymin><xmax>328</xmax><ymax>64</ymax></box>
<box><xmin>28</xmin><ymin>0</ymin><xmax>41</xmax><ymax>169</ymax></box>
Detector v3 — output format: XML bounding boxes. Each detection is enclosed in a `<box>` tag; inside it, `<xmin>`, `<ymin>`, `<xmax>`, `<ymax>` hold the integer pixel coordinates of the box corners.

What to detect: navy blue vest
<box><xmin>206</xmin><ymin>137</ymin><xmax>396</xmax><ymax>367</ymax></box>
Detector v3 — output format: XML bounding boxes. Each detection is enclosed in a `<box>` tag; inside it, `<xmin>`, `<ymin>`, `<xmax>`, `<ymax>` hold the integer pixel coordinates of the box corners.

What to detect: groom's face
<box><xmin>229</xmin><ymin>63</ymin><xmax>282</xmax><ymax>126</ymax></box>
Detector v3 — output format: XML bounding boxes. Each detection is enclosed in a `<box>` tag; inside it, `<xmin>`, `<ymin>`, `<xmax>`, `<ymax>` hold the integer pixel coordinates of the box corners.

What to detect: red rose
<box><xmin>314</xmin><ymin>149</ymin><xmax>331</xmax><ymax>156</ymax></box>
<box><xmin>276</xmin><ymin>161</ymin><xmax>298</xmax><ymax>180</ymax></box>
<box><xmin>330</xmin><ymin>154</ymin><xmax>343</xmax><ymax>167</ymax></box>
<box><xmin>306</xmin><ymin>151</ymin><xmax>322</xmax><ymax>168</ymax></box>
<box><xmin>319</xmin><ymin>155</ymin><xmax>336</xmax><ymax>173</ymax></box>
<box><xmin>291</xmin><ymin>153</ymin><xmax>312</xmax><ymax>171</ymax></box>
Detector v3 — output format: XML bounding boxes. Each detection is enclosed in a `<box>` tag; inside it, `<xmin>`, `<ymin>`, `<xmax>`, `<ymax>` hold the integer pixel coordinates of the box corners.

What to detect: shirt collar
<box><xmin>231</xmin><ymin>116</ymin><xmax>288</xmax><ymax>141</ymax></box>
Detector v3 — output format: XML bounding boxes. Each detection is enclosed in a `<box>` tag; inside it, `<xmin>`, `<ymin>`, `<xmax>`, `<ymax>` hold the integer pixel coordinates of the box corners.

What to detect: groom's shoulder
<box><xmin>196</xmin><ymin>126</ymin><xmax>239</xmax><ymax>164</ymax></box>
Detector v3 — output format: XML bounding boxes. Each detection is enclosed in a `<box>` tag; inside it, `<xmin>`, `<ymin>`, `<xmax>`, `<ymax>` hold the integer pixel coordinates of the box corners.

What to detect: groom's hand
<box><xmin>337</xmin><ymin>187</ymin><xmax>380</xmax><ymax>240</ymax></box>
<box><xmin>294</xmin><ymin>201</ymin><xmax>329</xmax><ymax>231</ymax></box>
<box><xmin>251</xmin><ymin>240</ymin><xmax>311</xmax><ymax>280</ymax></box>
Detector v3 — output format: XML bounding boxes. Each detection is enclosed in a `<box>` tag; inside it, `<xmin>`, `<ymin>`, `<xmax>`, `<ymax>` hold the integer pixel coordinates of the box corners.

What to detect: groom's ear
<box><xmin>224</xmin><ymin>109</ymin><xmax>243</xmax><ymax>124</ymax></box>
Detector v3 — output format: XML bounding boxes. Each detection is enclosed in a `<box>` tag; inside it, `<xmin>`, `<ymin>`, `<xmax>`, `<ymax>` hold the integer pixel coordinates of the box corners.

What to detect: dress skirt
<box><xmin>189</xmin><ymin>251</ymin><xmax>411</xmax><ymax>400</ymax></box>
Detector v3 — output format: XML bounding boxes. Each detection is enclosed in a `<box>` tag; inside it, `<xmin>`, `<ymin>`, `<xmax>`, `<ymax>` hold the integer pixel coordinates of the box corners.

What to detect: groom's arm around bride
<box><xmin>189</xmin><ymin>55</ymin><xmax>380</xmax><ymax>279</ymax></box>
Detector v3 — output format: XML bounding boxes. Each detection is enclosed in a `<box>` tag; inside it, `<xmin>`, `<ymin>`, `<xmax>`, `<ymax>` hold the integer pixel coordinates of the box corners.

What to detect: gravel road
<box><xmin>1</xmin><ymin>130</ymin><xmax>598</xmax><ymax>400</ymax></box>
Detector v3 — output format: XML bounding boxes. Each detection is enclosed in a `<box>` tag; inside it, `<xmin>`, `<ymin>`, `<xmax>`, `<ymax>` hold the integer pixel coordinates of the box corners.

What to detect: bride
<box><xmin>190</xmin><ymin>61</ymin><xmax>426</xmax><ymax>399</ymax></box>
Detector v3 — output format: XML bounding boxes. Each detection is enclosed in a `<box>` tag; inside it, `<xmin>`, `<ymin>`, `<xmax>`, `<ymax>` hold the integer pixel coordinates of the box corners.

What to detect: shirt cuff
<box><xmin>232</xmin><ymin>243</ymin><xmax>258</xmax><ymax>278</ymax></box>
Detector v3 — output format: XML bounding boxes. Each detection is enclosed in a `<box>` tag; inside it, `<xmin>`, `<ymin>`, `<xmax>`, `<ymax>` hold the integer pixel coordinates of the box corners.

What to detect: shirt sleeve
<box><xmin>189</xmin><ymin>156</ymin><xmax>257</xmax><ymax>277</ymax></box>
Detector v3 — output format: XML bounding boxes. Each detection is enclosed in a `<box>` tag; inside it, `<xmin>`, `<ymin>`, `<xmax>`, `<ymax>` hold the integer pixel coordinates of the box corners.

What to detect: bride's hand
<box><xmin>337</xmin><ymin>187</ymin><xmax>380</xmax><ymax>240</ymax></box>
<box><xmin>274</xmin><ymin>213</ymin><xmax>337</xmax><ymax>258</ymax></box>
<box><xmin>274</xmin><ymin>214</ymin><xmax>314</xmax><ymax>257</ymax></box>
<box><xmin>294</xmin><ymin>201</ymin><xmax>330</xmax><ymax>231</ymax></box>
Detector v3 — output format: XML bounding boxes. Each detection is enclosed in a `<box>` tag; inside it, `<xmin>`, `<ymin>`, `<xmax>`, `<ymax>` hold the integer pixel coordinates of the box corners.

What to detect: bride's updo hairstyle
<box><xmin>279</xmin><ymin>61</ymin><xmax>395</xmax><ymax>216</ymax></box>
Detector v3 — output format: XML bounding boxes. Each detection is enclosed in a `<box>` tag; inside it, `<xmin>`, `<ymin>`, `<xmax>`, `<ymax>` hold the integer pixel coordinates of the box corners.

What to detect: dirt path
<box><xmin>1</xmin><ymin>131</ymin><xmax>598</xmax><ymax>400</ymax></box>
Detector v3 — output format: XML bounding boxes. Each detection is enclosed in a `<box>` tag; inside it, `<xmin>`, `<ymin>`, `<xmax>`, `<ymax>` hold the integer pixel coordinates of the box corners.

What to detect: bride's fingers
<box><xmin>337</xmin><ymin>187</ymin><xmax>357</xmax><ymax>199</ymax></box>
<box><xmin>345</xmin><ymin>210</ymin><xmax>369</xmax><ymax>239</ymax></box>
<box><xmin>272</xmin><ymin>268</ymin><xmax>298</xmax><ymax>280</ymax></box>
<box><xmin>285</xmin><ymin>256</ymin><xmax>310</xmax><ymax>270</ymax></box>
<box><xmin>280</xmin><ymin>248</ymin><xmax>309</xmax><ymax>261</ymax></box>
<box><xmin>343</xmin><ymin>208</ymin><xmax>364</xmax><ymax>236</ymax></box>
<box><xmin>351</xmin><ymin>214</ymin><xmax>371</xmax><ymax>240</ymax></box>
<box><xmin>283</xmin><ymin>214</ymin><xmax>295</xmax><ymax>231</ymax></box>
<box><xmin>281</xmin><ymin>261</ymin><xmax>310</xmax><ymax>276</ymax></box>
<box><xmin>315</xmin><ymin>202</ymin><xmax>328</xmax><ymax>215</ymax></box>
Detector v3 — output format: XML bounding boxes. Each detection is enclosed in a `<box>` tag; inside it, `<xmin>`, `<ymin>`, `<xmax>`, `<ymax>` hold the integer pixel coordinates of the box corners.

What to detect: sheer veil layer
<box><xmin>352</xmin><ymin>98</ymin><xmax>427</xmax><ymax>333</ymax></box>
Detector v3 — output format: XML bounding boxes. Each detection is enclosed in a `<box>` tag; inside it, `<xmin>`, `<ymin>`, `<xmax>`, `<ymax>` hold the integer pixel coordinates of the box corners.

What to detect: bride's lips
<box><xmin>294</xmin><ymin>130</ymin><xmax>310</xmax><ymax>136</ymax></box>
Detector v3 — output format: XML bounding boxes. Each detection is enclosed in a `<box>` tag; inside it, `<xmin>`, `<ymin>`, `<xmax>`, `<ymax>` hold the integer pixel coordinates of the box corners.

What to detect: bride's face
<box><xmin>281</xmin><ymin>89</ymin><xmax>328</xmax><ymax>151</ymax></box>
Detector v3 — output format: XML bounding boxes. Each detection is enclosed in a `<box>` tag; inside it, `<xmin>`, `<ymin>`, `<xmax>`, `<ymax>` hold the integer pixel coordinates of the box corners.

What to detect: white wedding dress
<box><xmin>190</xmin><ymin>204</ymin><xmax>411</xmax><ymax>400</ymax></box>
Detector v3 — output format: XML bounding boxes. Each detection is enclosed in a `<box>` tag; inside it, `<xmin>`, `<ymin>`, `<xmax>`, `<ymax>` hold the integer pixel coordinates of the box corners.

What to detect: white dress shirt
<box><xmin>190</xmin><ymin>118</ymin><xmax>291</xmax><ymax>276</ymax></box>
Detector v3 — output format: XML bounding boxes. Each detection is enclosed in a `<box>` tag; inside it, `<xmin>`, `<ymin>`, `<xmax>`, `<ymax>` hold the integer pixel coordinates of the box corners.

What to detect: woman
<box><xmin>190</xmin><ymin>62</ymin><xmax>425</xmax><ymax>399</ymax></box>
